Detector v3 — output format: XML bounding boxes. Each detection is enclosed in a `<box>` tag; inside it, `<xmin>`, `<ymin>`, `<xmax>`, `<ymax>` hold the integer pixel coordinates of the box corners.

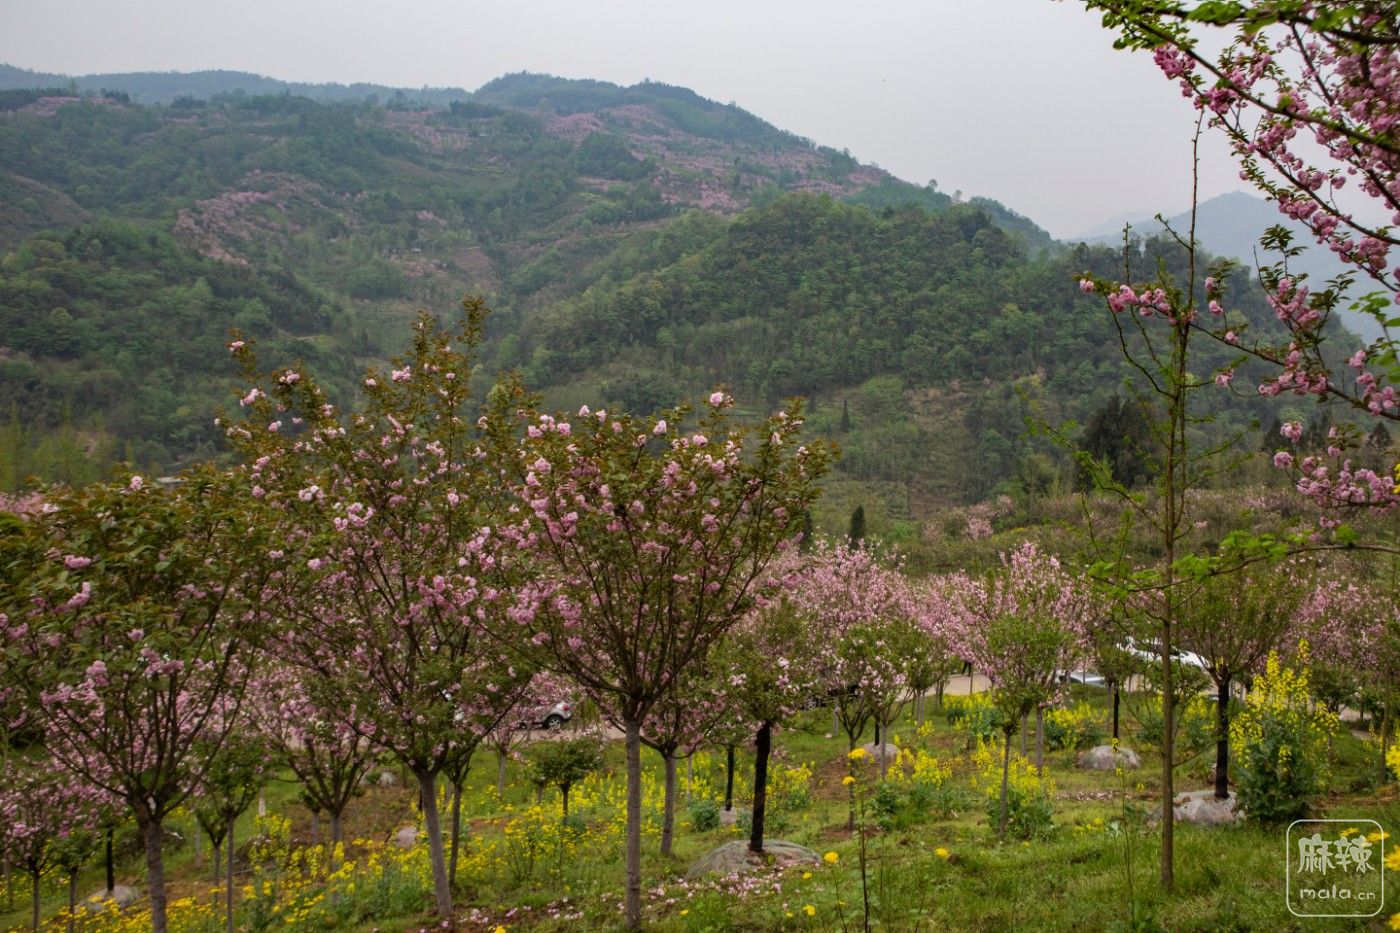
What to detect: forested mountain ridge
<box><xmin>0</xmin><ymin>69</ymin><xmax>1348</xmax><ymax>529</ymax></box>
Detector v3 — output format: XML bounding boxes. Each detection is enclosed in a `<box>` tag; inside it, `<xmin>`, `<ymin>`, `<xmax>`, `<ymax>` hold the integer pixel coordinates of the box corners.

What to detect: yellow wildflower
<box><xmin>848</xmin><ymin>747</ymin><xmax>867</xmax><ymax>761</ymax></box>
<box><xmin>823</xmin><ymin>850</ymin><xmax>839</xmax><ymax>863</ymax></box>
<box><xmin>1368</xmin><ymin>830</ymin><xmax>1389</xmax><ymax>842</ymax></box>
<box><xmin>802</xmin><ymin>871</ymin><xmax>813</xmax><ymax>879</ymax></box>
<box><xmin>842</xmin><ymin>775</ymin><xmax>856</xmax><ymax>786</ymax></box>
<box><xmin>804</xmin><ymin>905</ymin><xmax>817</xmax><ymax>916</ymax></box>
<box><xmin>935</xmin><ymin>847</ymin><xmax>950</xmax><ymax>859</ymax></box>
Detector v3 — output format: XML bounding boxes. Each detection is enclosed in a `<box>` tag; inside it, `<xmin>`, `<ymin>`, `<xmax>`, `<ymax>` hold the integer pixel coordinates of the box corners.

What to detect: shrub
<box><xmin>1134</xmin><ymin>694</ymin><xmax>1213</xmax><ymax>752</ymax></box>
<box><xmin>688</xmin><ymin>796</ymin><xmax>720</xmax><ymax>832</ymax></box>
<box><xmin>1044</xmin><ymin>702</ymin><xmax>1105</xmax><ymax>751</ymax></box>
<box><xmin>1231</xmin><ymin>650</ymin><xmax>1337</xmax><ymax>824</ymax></box>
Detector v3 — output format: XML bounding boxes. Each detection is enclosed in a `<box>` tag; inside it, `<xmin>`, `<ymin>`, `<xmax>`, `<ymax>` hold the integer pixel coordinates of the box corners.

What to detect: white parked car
<box><xmin>1121</xmin><ymin>637</ymin><xmax>1207</xmax><ymax>671</ymax></box>
<box><xmin>518</xmin><ymin>700</ymin><xmax>573</xmax><ymax>730</ymax></box>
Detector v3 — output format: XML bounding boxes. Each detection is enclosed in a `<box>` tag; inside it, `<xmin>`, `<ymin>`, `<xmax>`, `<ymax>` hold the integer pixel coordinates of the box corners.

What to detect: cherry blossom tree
<box><xmin>246</xmin><ymin>665</ymin><xmax>373</xmax><ymax>852</ymax></box>
<box><xmin>0</xmin><ymin>760</ymin><xmax>106</xmax><ymax>932</ymax></box>
<box><xmin>958</xmin><ymin>543</ymin><xmax>1093</xmax><ymax>835</ymax></box>
<box><xmin>225</xmin><ymin>302</ymin><xmax>536</xmax><ymax>919</ymax></box>
<box><xmin>1297</xmin><ymin>572</ymin><xmax>1400</xmax><ymax>779</ymax></box>
<box><xmin>505</xmin><ymin>391</ymin><xmax>830</xmax><ymax>930</ymax></box>
<box><xmin>0</xmin><ymin>468</ymin><xmax>277</xmax><ymax>933</ymax></box>
<box><xmin>1086</xmin><ymin>2</ymin><xmax>1400</xmax><ymax>513</ymax></box>
<box><xmin>787</xmin><ymin>542</ymin><xmax>921</xmax><ymax>784</ymax></box>
<box><xmin>908</xmin><ymin>577</ymin><xmax>969</xmax><ymax>722</ymax></box>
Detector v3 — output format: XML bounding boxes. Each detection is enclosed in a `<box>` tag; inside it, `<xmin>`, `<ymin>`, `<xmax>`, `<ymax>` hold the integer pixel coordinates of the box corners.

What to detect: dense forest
<box><xmin>0</xmin><ymin>70</ymin><xmax>1356</xmax><ymax>518</ymax></box>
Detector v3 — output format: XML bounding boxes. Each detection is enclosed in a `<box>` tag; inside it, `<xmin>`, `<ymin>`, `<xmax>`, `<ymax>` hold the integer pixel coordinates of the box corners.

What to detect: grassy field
<box><xmin>4</xmin><ymin>687</ymin><xmax>1397</xmax><ymax>931</ymax></box>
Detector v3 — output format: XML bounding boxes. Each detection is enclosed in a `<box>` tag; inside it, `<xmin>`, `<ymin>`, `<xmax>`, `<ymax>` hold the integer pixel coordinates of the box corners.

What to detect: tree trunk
<box><xmin>310</xmin><ymin>810</ymin><xmax>320</xmax><ymax>848</ymax></box>
<box><xmin>936</xmin><ymin>681</ymin><xmax>945</xmax><ymax>709</ymax></box>
<box><xmin>496</xmin><ymin>749</ymin><xmax>507</xmax><ymax>798</ymax></box>
<box><xmin>330</xmin><ymin>811</ymin><xmax>343</xmax><ymax>847</ymax></box>
<box><xmin>1161</xmin><ymin>618</ymin><xmax>1175</xmax><ymax>890</ymax></box>
<box><xmin>878</xmin><ymin>718</ymin><xmax>890</xmax><ymax>780</ymax></box>
<box><xmin>142</xmin><ymin>818</ymin><xmax>169</xmax><ymax>933</ymax></box>
<box><xmin>1020</xmin><ymin>714</ymin><xmax>1028</xmax><ymax>756</ymax></box>
<box><xmin>225</xmin><ymin>822</ymin><xmax>235</xmax><ymax>933</ymax></box>
<box><xmin>749</xmin><ymin>722</ymin><xmax>772</xmax><ymax>854</ymax></box>
<box><xmin>847</xmin><ymin>735</ymin><xmax>857</xmax><ymax>832</ymax></box>
<box><xmin>724</xmin><ymin>745</ymin><xmax>735</xmax><ymax>812</ymax></box>
<box><xmin>212</xmin><ymin>836</ymin><xmax>221</xmax><ymax>885</ymax></box>
<box><xmin>999</xmin><ymin>725</ymin><xmax>1014</xmax><ymax>836</ymax></box>
<box><xmin>1035</xmin><ymin>707</ymin><xmax>1045</xmax><ymax>776</ymax></box>
<box><xmin>415</xmin><ymin>769</ymin><xmax>453</xmax><ymax>919</ymax></box>
<box><xmin>193</xmin><ymin>825</ymin><xmax>201</xmax><ymax>867</ymax></box>
<box><xmin>448</xmin><ymin>781</ymin><xmax>463</xmax><ymax>889</ymax></box>
<box><xmin>105</xmin><ymin>827</ymin><xmax>115</xmax><ymax>894</ymax></box>
<box><xmin>1215</xmin><ymin>673</ymin><xmax>1231</xmax><ymax>799</ymax></box>
<box><xmin>623</xmin><ymin>716</ymin><xmax>643</xmax><ymax>932</ymax></box>
<box><xmin>687</xmin><ymin>755</ymin><xmax>693</xmax><ymax>793</ymax></box>
<box><xmin>1381</xmin><ymin>704</ymin><xmax>1390</xmax><ymax>786</ymax></box>
<box><xmin>30</xmin><ymin>869</ymin><xmax>38</xmax><ymax>933</ymax></box>
<box><xmin>1112</xmin><ymin>680</ymin><xmax>1121</xmax><ymax>740</ymax></box>
<box><xmin>915</xmin><ymin>692</ymin><xmax>925</xmax><ymax>726</ymax></box>
<box><xmin>562</xmin><ymin>784</ymin><xmax>570</xmax><ymax>821</ymax></box>
<box><xmin>67</xmin><ymin>870</ymin><xmax>77</xmax><ymax>933</ymax></box>
<box><xmin>832</xmin><ymin>703</ymin><xmax>839</xmax><ymax>736</ymax></box>
<box><xmin>661</xmin><ymin>754</ymin><xmax>678</xmax><ymax>856</ymax></box>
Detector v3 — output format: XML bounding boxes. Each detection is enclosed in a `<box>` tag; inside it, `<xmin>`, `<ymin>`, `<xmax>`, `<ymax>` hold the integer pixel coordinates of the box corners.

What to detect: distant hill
<box><xmin>0</xmin><ymin>68</ymin><xmax>1330</xmax><ymax>526</ymax></box>
<box><xmin>0</xmin><ymin>63</ymin><xmax>475</xmax><ymax>107</ymax></box>
<box><xmin>1074</xmin><ymin>191</ymin><xmax>1382</xmax><ymax>341</ymax></box>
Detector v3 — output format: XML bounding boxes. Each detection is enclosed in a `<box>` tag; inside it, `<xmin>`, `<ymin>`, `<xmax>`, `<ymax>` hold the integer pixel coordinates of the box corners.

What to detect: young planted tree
<box><xmin>636</xmin><ymin>670</ymin><xmax>733</xmax><ymax>857</ymax></box>
<box><xmin>711</xmin><ymin>600</ymin><xmax>819</xmax><ymax>854</ymax></box>
<box><xmin>789</xmin><ymin>543</ymin><xmax>920</xmax><ymax>782</ymax></box>
<box><xmin>959</xmin><ymin>543</ymin><xmax>1092</xmax><ymax>835</ymax></box>
<box><xmin>226</xmin><ymin>304</ymin><xmax>535</xmax><ymax>919</ymax></box>
<box><xmin>192</xmin><ymin>728</ymin><xmax>271</xmax><ymax>933</ymax></box>
<box><xmin>526</xmin><ymin>737</ymin><xmax>605</xmax><ymax>822</ymax></box>
<box><xmin>506</xmin><ymin>391</ymin><xmax>830</xmax><ymax>930</ymax></box>
<box><xmin>1076</xmin><ymin>148</ymin><xmax>1246</xmax><ymax>885</ymax></box>
<box><xmin>1176</xmin><ymin>560</ymin><xmax>1310</xmax><ymax>800</ymax></box>
<box><xmin>247</xmin><ymin>666</ymin><xmax>372</xmax><ymax>852</ymax></box>
<box><xmin>909</xmin><ymin>577</ymin><xmax>968</xmax><ymax>723</ymax></box>
<box><xmin>0</xmin><ymin>762</ymin><xmax>105</xmax><ymax>932</ymax></box>
<box><xmin>0</xmin><ymin>469</ymin><xmax>277</xmax><ymax>933</ymax></box>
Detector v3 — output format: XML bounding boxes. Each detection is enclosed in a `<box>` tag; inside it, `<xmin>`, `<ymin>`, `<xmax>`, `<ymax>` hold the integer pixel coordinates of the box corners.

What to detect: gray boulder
<box><xmin>393</xmin><ymin>824</ymin><xmax>420</xmax><ymax>849</ymax></box>
<box><xmin>1171</xmin><ymin>789</ymin><xmax>1242</xmax><ymax>826</ymax></box>
<box><xmin>1077</xmin><ymin>745</ymin><xmax>1142</xmax><ymax>771</ymax></box>
<box><xmin>686</xmin><ymin>839</ymin><xmax>821</xmax><ymax>879</ymax></box>
<box><xmin>860</xmin><ymin>741</ymin><xmax>900</xmax><ymax>764</ymax></box>
<box><xmin>85</xmin><ymin>885</ymin><xmax>140</xmax><ymax>909</ymax></box>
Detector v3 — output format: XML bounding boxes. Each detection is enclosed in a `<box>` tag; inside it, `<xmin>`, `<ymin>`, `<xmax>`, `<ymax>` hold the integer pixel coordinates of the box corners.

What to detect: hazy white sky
<box><xmin>0</xmin><ymin>0</ymin><xmax>1249</xmax><ymax>239</ymax></box>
